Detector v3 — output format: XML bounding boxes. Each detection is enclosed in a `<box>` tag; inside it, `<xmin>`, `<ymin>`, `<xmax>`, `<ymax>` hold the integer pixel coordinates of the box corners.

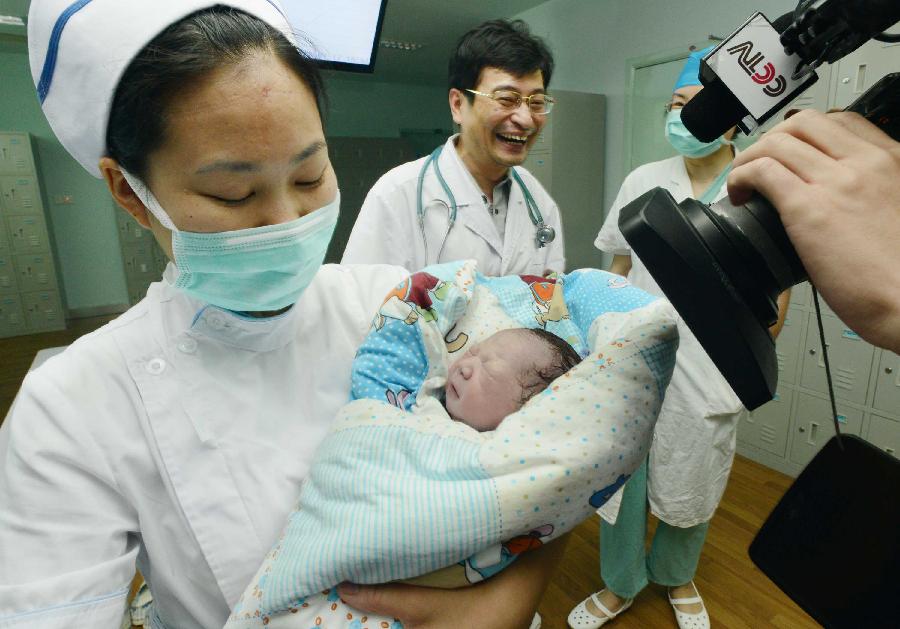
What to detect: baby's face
<box><xmin>445</xmin><ymin>329</ymin><xmax>548</xmax><ymax>431</ymax></box>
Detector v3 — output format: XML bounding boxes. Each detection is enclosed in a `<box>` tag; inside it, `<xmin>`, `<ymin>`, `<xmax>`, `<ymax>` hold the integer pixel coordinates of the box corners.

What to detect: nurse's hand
<box><xmin>338</xmin><ymin>536</ymin><xmax>567</xmax><ymax>628</ymax></box>
<box><xmin>727</xmin><ymin>109</ymin><xmax>900</xmax><ymax>353</ymax></box>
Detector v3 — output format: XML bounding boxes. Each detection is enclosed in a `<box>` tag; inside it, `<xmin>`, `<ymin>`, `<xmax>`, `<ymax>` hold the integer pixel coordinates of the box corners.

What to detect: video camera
<box><xmin>618</xmin><ymin>1</ymin><xmax>900</xmax><ymax>410</ymax></box>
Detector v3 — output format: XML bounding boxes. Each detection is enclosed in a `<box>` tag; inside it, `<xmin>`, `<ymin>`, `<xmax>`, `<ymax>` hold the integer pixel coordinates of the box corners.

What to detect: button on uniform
<box><xmin>178</xmin><ymin>338</ymin><xmax>198</xmax><ymax>354</ymax></box>
<box><xmin>146</xmin><ymin>357</ymin><xmax>166</xmax><ymax>375</ymax></box>
<box><xmin>207</xmin><ymin>314</ymin><xmax>226</xmax><ymax>330</ymax></box>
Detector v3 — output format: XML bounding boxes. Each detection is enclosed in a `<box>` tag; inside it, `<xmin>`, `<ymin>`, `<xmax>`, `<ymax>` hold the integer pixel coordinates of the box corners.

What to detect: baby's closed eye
<box><xmin>483</xmin><ymin>358</ymin><xmax>512</xmax><ymax>376</ymax></box>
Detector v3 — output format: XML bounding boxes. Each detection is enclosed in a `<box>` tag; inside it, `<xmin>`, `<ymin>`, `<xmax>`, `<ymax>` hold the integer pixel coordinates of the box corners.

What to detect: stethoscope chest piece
<box><xmin>535</xmin><ymin>223</ymin><xmax>556</xmax><ymax>248</ymax></box>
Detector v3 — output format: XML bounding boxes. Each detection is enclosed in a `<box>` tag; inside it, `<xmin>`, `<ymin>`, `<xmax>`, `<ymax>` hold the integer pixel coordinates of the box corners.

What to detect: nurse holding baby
<box><xmin>0</xmin><ymin>2</ymin><xmax>562</xmax><ymax>627</ymax></box>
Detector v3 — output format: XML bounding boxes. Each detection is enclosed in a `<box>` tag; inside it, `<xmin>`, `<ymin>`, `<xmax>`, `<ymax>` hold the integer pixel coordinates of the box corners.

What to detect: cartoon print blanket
<box><xmin>226</xmin><ymin>260</ymin><xmax>678</xmax><ymax>626</ymax></box>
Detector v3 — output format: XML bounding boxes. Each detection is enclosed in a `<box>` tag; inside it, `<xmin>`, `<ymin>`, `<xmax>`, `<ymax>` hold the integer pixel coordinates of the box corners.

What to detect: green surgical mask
<box><xmin>123</xmin><ymin>171</ymin><xmax>338</xmax><ymax>312</ymax></box>
<box><xmin>665</xmin><ymin>110</ymin><xmax>732</xmax><ymax>158</ymax></box>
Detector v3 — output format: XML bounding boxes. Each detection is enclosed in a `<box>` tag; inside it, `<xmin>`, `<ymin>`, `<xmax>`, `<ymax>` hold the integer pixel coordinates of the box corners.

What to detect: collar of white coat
<box><xmin>426</xmin><ymin>134</ymin><xmax>513</xmax><ymax>208</ymax></box>
<box><xmin>161</xmin><ymin>263</ymin><xmax>301</xmax><ymax>353</ymax></box>
<box><xmin>670</xmin><ymin>145</ymin><xmax>741</xmax><ymax>202</ymax></box>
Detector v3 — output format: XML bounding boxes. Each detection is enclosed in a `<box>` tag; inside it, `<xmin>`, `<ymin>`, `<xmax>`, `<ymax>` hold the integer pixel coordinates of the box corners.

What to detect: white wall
<box><xmin>514</xmin><ymin>0</ymin><xmax>795</xmax><ymax>220</ymax></box>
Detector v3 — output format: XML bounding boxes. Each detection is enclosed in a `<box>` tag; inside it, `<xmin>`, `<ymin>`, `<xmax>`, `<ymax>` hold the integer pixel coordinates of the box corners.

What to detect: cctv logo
<box><xmin>726</xmin><ymin>41</ymin><xmax>787</xmax><ymax>97</ymax></box>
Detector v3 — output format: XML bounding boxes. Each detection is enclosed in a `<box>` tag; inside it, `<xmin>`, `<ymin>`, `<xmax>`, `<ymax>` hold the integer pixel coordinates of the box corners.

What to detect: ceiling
<box><xmin>362</xmin><ymin>0</ymin><xmax>550</xmax><ymax>85</ymax></box>
<box><xmin>0</xmin><ymin>0</ymin><xmax>550</xmax><ymax>85</ymax></box>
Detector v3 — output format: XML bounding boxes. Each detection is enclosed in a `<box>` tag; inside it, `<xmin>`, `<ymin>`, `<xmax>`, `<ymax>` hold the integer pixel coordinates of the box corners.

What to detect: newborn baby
<box><xmin>445</xmin><ymin>328</ymin><xmax>581</xmax><ymax>431</ymax></box>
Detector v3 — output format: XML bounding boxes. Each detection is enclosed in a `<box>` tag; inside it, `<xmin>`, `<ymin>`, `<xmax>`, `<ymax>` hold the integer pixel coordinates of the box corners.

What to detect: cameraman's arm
<box><xmin>728</xmin><ymin>110</ymin><xmax>900</xmax><ymax>353</ymax></box>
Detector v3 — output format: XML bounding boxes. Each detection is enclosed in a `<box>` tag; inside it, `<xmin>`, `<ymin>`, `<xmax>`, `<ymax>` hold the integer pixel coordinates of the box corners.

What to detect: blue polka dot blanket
<box><xmin>227</xmin><ymin>260</ymin><xmax>678</xmax><ymax>628</ymax></box>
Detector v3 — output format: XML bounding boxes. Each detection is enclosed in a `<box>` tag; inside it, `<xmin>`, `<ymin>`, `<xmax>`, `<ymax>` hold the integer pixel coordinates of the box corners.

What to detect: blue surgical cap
<box><xmin>673</xmin><ymin>45</ymin><xmax>716</xmax><ymax>92</ymax></box>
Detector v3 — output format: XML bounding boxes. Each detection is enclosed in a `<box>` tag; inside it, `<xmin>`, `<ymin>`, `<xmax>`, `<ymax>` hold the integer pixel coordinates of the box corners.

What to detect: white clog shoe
<box><xmin>567</xmin><ymin>590</ymin><xmax>633</xmax><ymax>628</ymax></box>
<box><xmin>668</xmin><ymin>582</ymin><xmax>710</xmax><ymax>629</ymax></box>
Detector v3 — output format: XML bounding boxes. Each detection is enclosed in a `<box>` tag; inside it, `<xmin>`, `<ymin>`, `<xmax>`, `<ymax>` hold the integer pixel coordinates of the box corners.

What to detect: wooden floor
<box><xmin>2</xmin><ymin>319</ymin><xmax>818</xmax><ymax>628</ymax></box>
<box><xmin>538</xmin><ymin>456</ymin><xmax>819</xmax><ymax>628</ymax></box>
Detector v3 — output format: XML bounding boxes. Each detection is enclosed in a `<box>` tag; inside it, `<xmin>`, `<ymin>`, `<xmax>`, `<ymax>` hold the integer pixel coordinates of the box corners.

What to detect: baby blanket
<box><xmin>227</xmin><ymin>260</ymin><xmax>678</xmax><ymax>626</ymax></box>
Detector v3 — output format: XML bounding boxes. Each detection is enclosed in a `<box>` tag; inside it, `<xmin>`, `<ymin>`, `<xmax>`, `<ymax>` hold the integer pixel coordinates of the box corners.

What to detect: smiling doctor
<box><xmin>341</xmin><ymin>19</ymin><xmax>565</xmax><ymax>276</ymax></box>
<box><xmin>0</xmin><ymin>2</ymin><xmax>563</xmax><ymax>628</ymax></box>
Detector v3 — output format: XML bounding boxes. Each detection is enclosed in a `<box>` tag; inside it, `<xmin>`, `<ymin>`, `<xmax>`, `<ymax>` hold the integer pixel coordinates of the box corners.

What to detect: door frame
<box><xmin>622</xmin><ymin>40</ymin><xmax>714</xmax><ymax>173</ymax></box>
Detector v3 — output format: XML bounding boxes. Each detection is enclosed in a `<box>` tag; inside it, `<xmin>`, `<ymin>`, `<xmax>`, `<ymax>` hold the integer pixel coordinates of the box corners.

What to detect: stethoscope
<box><xmin>416</xmin><ymin>145</ymin><xmax>556</xmax><ymax>264</ymax></box>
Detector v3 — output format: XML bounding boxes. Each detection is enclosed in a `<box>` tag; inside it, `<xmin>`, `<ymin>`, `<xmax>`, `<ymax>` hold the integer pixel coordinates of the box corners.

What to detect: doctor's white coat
<box><xmin>595</xmin><ymin>155</ymin><xmax>745</xmax><ymax>529</ymax></box>
<box><xmin>341</xmin><ymin>135</ymin><xmax>566</xmax><ymax>276</ymax></box>
<box><xmin>0</xmin><ymin>264</ymin><xmax>407</xmax><ymax>629</ymax></box>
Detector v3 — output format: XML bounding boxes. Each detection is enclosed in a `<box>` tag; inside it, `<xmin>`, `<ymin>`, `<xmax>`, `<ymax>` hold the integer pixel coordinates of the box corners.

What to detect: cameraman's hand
<box><xmin>728</xmin><ymin>109</ymin><xmax>900</xmax><ymax>353</ymax></box>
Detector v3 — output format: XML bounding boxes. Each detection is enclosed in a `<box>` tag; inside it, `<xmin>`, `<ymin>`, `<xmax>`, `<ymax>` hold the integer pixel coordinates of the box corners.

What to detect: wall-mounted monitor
<box><xmin>282</xmin><ymin>0</ymin><xmax>388</xmax><ymax>73</ymax></box>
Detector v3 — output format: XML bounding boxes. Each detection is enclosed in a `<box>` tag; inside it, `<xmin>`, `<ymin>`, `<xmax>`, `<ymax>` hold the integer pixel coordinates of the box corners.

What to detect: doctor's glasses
<box><xmin>466</xmin><ymin>89</ymin><xmax>555</xmax><ymax>115</ymax></box>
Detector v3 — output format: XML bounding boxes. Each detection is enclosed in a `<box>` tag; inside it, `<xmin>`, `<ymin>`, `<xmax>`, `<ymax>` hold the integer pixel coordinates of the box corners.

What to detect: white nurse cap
<box><xmin>28</xmin><ymin>0</ymin><xmax>295</xmax><ymax>178</ymax></box>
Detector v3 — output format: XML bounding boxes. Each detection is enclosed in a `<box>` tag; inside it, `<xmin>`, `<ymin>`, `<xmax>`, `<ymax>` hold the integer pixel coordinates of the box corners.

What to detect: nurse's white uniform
<box><xmin>0</xmin><ymin>264</ymin><xmax>407</xmax><ymax>628</ymax></box>
<box><xmin>2</xmin><ymin>1</ymin><xmax>409</xmax><ymax>626</ymax></box>
<box><xmin>595</xmin><ymin>155</ymin><xmax>744</xmax><ymax>528</ymax></box>
<box><xmin>341</xmin><ymin>135</ymin><xmax>566</xmax><ymax>276</ymax></box>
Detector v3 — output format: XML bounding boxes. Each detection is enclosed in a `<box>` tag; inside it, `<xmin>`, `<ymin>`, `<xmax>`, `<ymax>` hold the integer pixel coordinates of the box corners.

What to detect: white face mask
<box><xmin>122</xmin><ymin>171</ymin><xmax>339</xmax><ymax>312</ymax></box>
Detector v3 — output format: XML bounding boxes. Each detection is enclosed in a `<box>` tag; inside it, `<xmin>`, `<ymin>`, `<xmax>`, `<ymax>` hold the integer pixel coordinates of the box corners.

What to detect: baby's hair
<box><xmin>518</xmin><ymin>328</ymin><xmax>581</xmax><ymax>404</ymax></box>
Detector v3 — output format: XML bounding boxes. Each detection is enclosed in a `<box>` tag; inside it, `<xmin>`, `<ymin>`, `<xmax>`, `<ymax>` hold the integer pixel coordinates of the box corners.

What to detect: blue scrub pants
<box><xmin>599</xmin><ymin>459</ymin><xmax>709</xmax><ymax>599</ymax></box>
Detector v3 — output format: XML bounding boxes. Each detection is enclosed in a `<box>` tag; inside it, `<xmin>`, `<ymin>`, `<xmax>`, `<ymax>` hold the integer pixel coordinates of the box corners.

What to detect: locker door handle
<box><xmin>886</xmin><ymin>367</ymin><xmax>894</xmax><ymax>374</ymax></box>
<box><xmin>855</xmin><ymin>64</ymin><xmax>867</xmax><ymax>93</ymax></box>
<box><xmin>804</xmin><ymin>422</ymin><xmax>819</xmax><ymax>445</ymax></box>
<box><xmin>815</xmin><ymin>344</ymin><xmax>830</xmax><ymax>368</ymax></box>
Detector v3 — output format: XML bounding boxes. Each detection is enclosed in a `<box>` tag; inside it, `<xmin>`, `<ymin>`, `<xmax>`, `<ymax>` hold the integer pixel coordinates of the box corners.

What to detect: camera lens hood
<box><xmin>619</xmin><ymin>187</ymin><xmax>780</xmax><ymax>410</ymax></box>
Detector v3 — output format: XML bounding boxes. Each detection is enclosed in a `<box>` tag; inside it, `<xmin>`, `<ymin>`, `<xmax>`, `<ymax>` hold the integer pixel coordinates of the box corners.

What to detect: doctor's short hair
<box><xmin>106</xmin><ymin>6</ymin><xmax>326</xmax><ymax>180</ymax></box>
<box><xmin>448</xmin><ymin>19</ymin><xmax>554</xmax><ymax>99</ymax></box>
